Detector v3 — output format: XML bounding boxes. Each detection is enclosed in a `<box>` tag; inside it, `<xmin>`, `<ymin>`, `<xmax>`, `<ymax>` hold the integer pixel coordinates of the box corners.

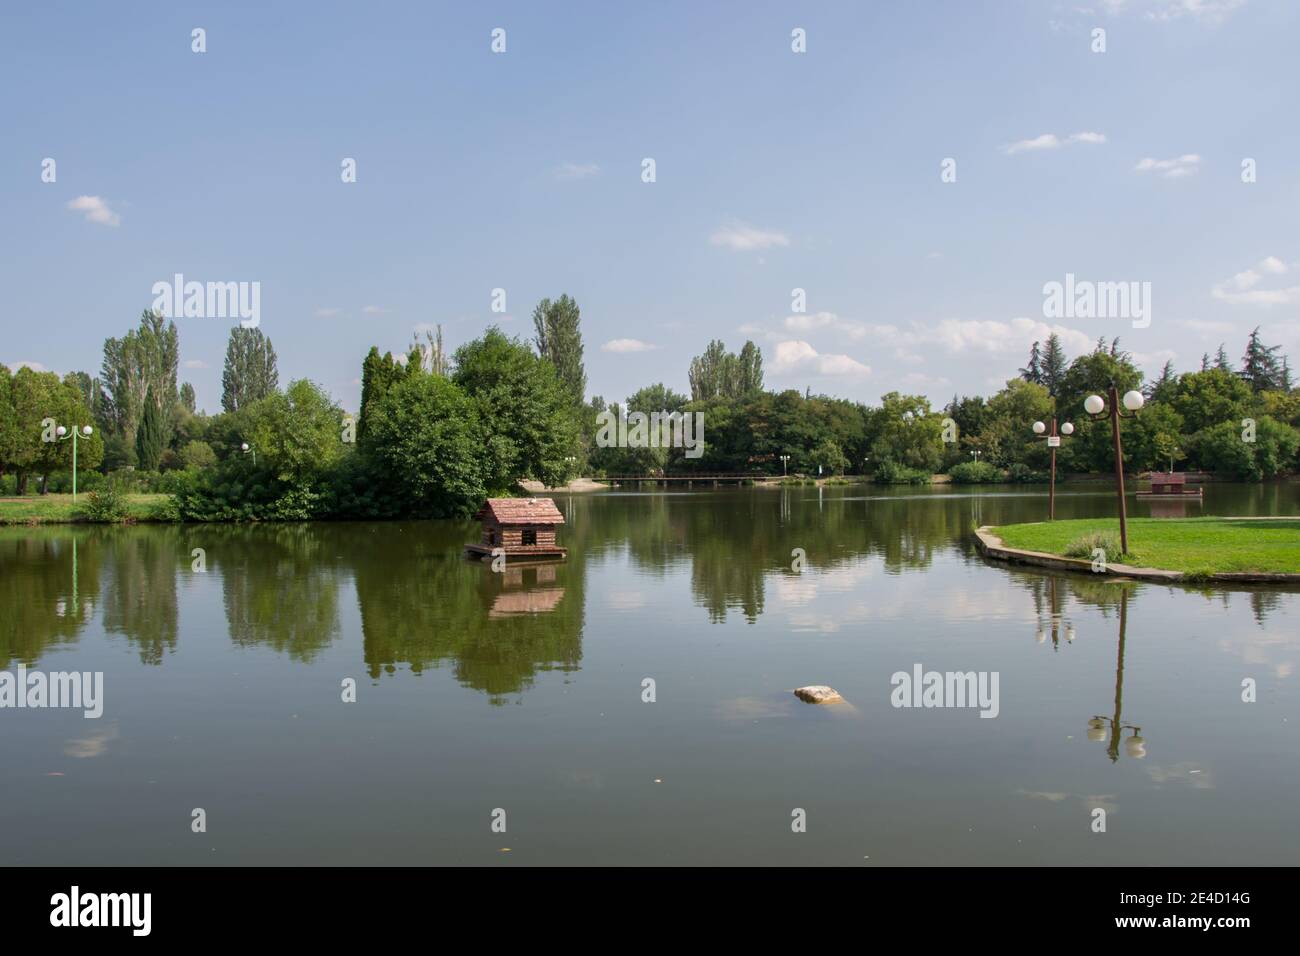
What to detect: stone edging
<box><xmin>973</xmin><ymin>526</ymin><xmax>1300</xmax><ymax>585</ymax></box>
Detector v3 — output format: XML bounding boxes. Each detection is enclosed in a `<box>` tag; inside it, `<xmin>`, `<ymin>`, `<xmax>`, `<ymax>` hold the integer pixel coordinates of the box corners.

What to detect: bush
<box><xmin>874</xmin><ymin>460</ymin><xmax>931</xmax><ymax>484</ymax></box>
<box><xmin>179</xmin><ymin>440</ymin><xmax>217</xmax><ymax>471</ymax></box>
<box><xmin>80</xmin><ymin>479</ymin><xmax>130</xmax><ymax>522</ymax></box>
<box><xmin>1007</xmin><ymin>463</ymin><xmax>1048</xmax><ymax>483</ymax></box>
<box><xmin>1063</xmin><ymin>529</ymin><xmax>1124</xmax><ymax>560</ymax></box>
<box><xmin>948</xmin><ymin>460</ymin><xmax>1003</xmax><ymax>484</ymax></box>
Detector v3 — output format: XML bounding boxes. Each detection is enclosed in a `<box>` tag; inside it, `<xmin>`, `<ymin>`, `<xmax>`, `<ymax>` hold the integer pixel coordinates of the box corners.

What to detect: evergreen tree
<box><xmin>1146</xmin><ymin>360</ymin><xmax>1177</xmax><ymax>402</ymax></box>
<box><xmin>531</xmin><ymin>294</ymin><xmax>586</xmax><ymax>408</ymax></box>
<box><xmin>1019</xmin><ymin>341</ymin><xmax>1043</xmax><ymax>385</ymax></box>
<box><xmin>1240</xmin><ymin>327</ymin><xmax>1283</xmax><ymax>392</ymax></box>
<box><xmin>1200</xmin><ymin>353</ymin><xmax>1211</xmax><ymax>372</ymax></box>
<box><xmin>1213</xmin><ymin>343</ymin><xmax>1234</xmax><ymax>373</ymax></box>
<box><xmin>1041</xmin><ymin>334</ymin><xmax>1067</xmax><ymax>397</ymax></box>
<box><xmin>221</xmin><ymin>327</ymin><xmax>279</xmax><ymax>412</ymax></box>
<box><xmin>135</xmin><ymin>386</ymin><xmax>166</xmax><ymax>470</ymax></box>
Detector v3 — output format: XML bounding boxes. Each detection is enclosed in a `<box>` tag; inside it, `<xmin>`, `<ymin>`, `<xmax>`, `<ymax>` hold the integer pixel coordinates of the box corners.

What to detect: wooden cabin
<box><xmin>1136</xmin><ymin>472</ymin><xmax>1202</xmax><ymax>498</ymax></box>
<box><xmin>466</xmin><ymin>497</ymin><xmax>567</xmax><ymax>560</ymax></box>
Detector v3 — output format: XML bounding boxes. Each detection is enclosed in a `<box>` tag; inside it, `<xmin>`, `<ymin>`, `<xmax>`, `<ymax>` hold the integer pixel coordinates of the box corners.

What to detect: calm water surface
<box><xmin>2</xmin><ymin>484</ymin><xmax>1298</xmax><ymax>865</ymax></box>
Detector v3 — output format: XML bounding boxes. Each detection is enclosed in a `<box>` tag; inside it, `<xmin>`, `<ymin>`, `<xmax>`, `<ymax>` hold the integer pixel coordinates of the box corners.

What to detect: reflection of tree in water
<box><xmin>347</xmin><ymin>520</ymin><xmax>585</xmax><ymax>703</ymax></box>
<box><xmin>214</xmin><ymin>524</ymin><xmax>342</xmax><ymax>662</ymax></box>
<box><xmin>0</xmin><ymin>529</ymin><xmax>103</xmax><ymax>666</ymax></box>
<box><xmin>100</xmin><ymin>526</ymin><xmax>181</xmax><ymax>665</ymax></box>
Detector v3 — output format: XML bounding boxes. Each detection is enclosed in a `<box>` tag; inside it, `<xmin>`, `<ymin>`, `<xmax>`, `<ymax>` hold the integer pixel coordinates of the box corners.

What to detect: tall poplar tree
<box><xmin>221</xmin><ymin>327</ymin><xmax>279</xmax><ymax>412</ymax></box>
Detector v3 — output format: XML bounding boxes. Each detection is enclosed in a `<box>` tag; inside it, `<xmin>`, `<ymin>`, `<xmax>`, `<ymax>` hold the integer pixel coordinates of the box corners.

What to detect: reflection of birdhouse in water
<box><xmin>489</xmin><ymin>565</ymin><xmax>566</xmax><ymax>618</ymax></box>
<box><xmin>466</xmin><ymin>498</ymin><xmax>567</xmax><ymax>561</ymax></box>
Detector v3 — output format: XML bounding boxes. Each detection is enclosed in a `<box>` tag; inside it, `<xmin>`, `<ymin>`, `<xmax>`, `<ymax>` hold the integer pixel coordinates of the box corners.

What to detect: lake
<box><xmin>2</xmin><ymin>483</ymin><xmax>1298</xmax><ymax>865</ymax></box>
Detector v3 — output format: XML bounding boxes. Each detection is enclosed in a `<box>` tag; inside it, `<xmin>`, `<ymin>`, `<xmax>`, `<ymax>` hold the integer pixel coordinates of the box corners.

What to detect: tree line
<box><xmin>3</xmin><ymin>301</ymin><xmax>1298</xmax><ymax>518</ymax></box>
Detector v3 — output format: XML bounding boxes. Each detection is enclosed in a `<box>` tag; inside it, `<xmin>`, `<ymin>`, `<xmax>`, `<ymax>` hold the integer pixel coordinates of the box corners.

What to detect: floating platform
<box><xmin>465</xmin><ymin>542</ymin><xmax>567</xmax><ymax>561</ymax></box>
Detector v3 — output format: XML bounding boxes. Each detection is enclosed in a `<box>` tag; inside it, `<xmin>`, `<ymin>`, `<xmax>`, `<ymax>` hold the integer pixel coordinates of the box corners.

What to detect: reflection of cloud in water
<box><xmin>558</xmin><ymin>769</ymin><xmax>606</xmax><ymax>790</ymax></box>
<box><xmin>1017</xmin><ymin>790</ymin><xmax>1069</xmax><ymax>802</ymax></box>
<box><xmin>64</xmin><ymin>721</ymin><xmax>119</xmax><ymax>759</ymax></box>
<box><xmin>1146</xmin><ymin>763</ymin><xmax>1214</xmax><ymax>789</ymax></box>
<box><xmin>606</xmin><ymin>591</ymin><xmax>648</xmax><ymax>611</ymax></box>
<box><xmin>1216</xmin><ymin>627</ymin><xmax>1297</xmax><ymax>680</ymax></box>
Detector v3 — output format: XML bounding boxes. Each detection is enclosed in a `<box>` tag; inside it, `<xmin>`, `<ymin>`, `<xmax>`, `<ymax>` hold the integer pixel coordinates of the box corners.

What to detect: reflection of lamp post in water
<box><xmin>1033</xmin><ymin>575</ymin><xmax>1076</xmax><ymax>650</ymax></box>
<box><xmin>1086</xmin><ymin>586</ymin><xmax>1147</xmax><ymax>762</ymax></box>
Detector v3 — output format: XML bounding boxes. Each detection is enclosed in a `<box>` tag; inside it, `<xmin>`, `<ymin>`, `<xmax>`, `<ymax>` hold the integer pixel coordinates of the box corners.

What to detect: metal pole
<box><xmin>1048</xmin><ymin>416</ymin><xmax>1057</xmax><ymax>520</ymax></box>
<box><xmin>72</xmin><ymin>430</ymin><xmax>78</xmax><ymax>501</ymax></box>
<box><xmin>1109</xmin><ymin>385</ymin><xmax>1129</xmax><ymax>555</ymax></box>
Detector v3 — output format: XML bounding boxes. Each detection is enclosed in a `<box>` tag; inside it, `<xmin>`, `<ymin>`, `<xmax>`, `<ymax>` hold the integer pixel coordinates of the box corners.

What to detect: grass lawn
<box><xmin>991</xmin><ymin>517</ymin><xmax>1300</xmax><ymax>576</ymax></box>
<box><xmin>0</xmin><ymin>493</ymin><xmax>171</xmax><ymax>525</ymax></box>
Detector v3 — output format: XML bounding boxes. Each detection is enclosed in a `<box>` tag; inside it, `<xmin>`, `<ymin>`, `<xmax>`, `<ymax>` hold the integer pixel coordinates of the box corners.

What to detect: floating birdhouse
<box><xmin>466</xmin><ymin>497</ymin><xmax>567</xmax><ymax>561</ymax></box>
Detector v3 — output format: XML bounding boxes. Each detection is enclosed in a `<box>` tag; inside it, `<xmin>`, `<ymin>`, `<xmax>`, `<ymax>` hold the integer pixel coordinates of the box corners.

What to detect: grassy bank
<box><xmin>0</xmin><ymin>494</ymin><xmax>171</xmax><ymax>525</ymax></box>
<box><xmin>991</xmin><ymin>517</ymin><xmax>1300</xmax><ymax>576</ymax></box>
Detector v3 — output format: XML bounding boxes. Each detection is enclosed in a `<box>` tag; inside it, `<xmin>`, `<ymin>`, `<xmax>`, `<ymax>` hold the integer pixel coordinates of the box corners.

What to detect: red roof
<box><xmin>477</xmin><ymin>497</ymin><xmax>565</xmax><ymax>525</ymax></box>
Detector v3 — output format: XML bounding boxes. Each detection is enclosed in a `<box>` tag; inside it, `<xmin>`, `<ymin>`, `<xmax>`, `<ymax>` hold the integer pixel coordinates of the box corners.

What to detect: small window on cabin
<box><xmin>488</xmin><ymin>530</ymin><xmax>496</xmax><ymax>545</ymax></box>
<box><xmin>522</xmin><ymin>529</ymin><xmax>537</xmax><ymax>546</ymax></box>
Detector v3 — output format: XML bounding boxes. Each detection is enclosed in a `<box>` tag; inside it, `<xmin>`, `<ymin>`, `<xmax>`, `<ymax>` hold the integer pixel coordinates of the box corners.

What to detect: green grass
<box><xmin>0</xmin><ymin>493</ymin><xmax>171</xmax><ymax>525</ymax></box>
<box><xmin>991</xmin><ymin>517</ymin><xmax>1300</xmax><ymax>577</ymax></box>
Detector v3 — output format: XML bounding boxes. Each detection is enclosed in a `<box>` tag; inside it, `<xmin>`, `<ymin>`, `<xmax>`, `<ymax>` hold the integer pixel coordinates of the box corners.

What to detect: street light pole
<box><xmin>1085</xmin><ymin>384</ymin><xmax>1144</xmax><ymax>555</ymax></box>
<box><xmin>55</xmin><ymin>424</ymin><xmax>94</xmax><ymax>500</ymax></box>
<box><xmin>1032</xmin><ymin>407</ymin><xmax>1073</xmax><ymax>520</ymax></box>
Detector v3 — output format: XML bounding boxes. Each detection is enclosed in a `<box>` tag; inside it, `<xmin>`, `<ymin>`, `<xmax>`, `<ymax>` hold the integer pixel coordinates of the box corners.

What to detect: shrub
<box><xmin>1007</xmin><ymin>463</ymin><xmax>1048</xmax><ymax>483</ymax></box>
<box><xmin>80</xmin><ymin>479</ymin><xmax>130</xmax><ymax>522</ymax></box>
<box><xmin>874</xmin><ymin>460</ymin><xmax>931</xmax><ymax>484</ymax></box>
<box><xmin>948</xmin><ymin>460</ymin><xmax>1003</xmax><ymax>484</ymax></box>
<box><xmin>1063</xmin><ymin>529</ymin><xmax>1124</xmax><ymax>560</ymax></box>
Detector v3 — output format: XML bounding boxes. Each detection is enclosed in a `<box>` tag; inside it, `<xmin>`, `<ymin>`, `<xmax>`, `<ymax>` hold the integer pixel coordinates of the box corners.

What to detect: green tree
<box><xmin>221</xmin><ymin>326</ymin><xmax>279</xmax><ymax>412</ymax></box>
<box><xmin>364</xmin><ymin>372</ymin><xmax>488</xmax><ymax>516</ymax></box>
<box><xmin>135</xmin><ymin>386</ymin><xmax>166</xmax><ymax>470</ymax></box>
<box><xmin>867</xmin><ymin>392</ymin><xmax>943</xmax><ymax>473</ymax></box>
<box><xmin>180</xmin><ymin>382</ymin><xmax>197</xmax><ymax>413</ymax></box>
<box><xmin>453</xmin><ymin>328</ymin><xmax>579</xmax><ymax>489</ymax></box>
<box><xmin>179</xmin><ymin>440</ymin><xmax>217</xmax><ymax>470</ymax></box>
<box><xmin>532</xmin><ymin>294</ymin><xmax>586</xmax><ymax>408</ymax></box>
<box><xmin>1041</xmin><ymin>333</ymin><xmax>1068</xmax><ymax>397</ymax></box>
<box><xmin>1240</xmin><ymin>327</ymin><xmax>1283</xmax><ymax>392</ymax></box>
<box><xmin>100</xmin><ymin>310</ymin><xmax>179</xmax><ymax>465</ymax></box>
<box><xmin>4</xmin><ymin>366</ymin><xmax>103</xmax><ymax>493</ymax></box>
<box><xmin>1169</xmin><ymin>368</ymin><xmax>1253</xmax><ymax>436</ymax></box>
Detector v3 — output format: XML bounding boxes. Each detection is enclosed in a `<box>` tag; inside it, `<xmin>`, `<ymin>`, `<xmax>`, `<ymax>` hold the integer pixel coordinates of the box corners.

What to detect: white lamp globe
<box><xmin>1060</xmin><ymin>422</ymin><xmax>1074</xmax><ymax>435</ymax></box>
<box><xmin>1125</xmin><ymin>735</ymin><xmax>1147</xmax><ymax>759</ymax></box>
<box><xmin>1084</xmin><ymin>394</ymin><xmax>1105</xmax><ymax>416</ymax></box>
<box><xmin>1122</xmin><ymin>390</ymin><xmax>1145</xmax><ymax>412</ymax></box>
<box><xmin>1032</xmin><ymin>421</ymin><xmax>1046</xmax><ymax>435</ymax></box>
<box><xmin>55</xmin><ymin>425</ymin><xmax>67</xmax><ymax>437</ymax></box>
<box><xmin>1087</xmin><ymin>718</ymin><xmax>1108</xmax><ymax>742</ymax></box>
<box><xmin>81</xmin><ymin>425</ymin><xmax>93</xmax><ymax>437</ymax></box>
<box><xmin>240</xmin><ymin>442</ymin><xmax>250</xmax><ymax>452</ymax></box>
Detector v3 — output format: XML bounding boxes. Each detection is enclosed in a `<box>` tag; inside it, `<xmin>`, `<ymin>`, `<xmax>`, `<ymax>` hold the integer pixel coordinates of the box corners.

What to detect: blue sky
<box><xmin>3</xmin><ymin>0</ymin><xmax>1298</xmax><ymax>413</ymax></box>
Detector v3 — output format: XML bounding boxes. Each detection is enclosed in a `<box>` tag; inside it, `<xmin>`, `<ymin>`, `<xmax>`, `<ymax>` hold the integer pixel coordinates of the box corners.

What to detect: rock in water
<box><xmin>794</xmin><ymin>685</ymin><xmax>843</xmax><ymax>704</ymax></box>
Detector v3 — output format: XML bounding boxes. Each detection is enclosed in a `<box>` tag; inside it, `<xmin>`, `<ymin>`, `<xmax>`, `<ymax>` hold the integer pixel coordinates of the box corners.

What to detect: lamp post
<box><xmin>779</xmin><ymin>454</ymin><xmax>790</xmax><ymax>477</ymax></box>
<box><xmin>54</xmin><ymin>423</ymin><xmax>94</xmax><ymax>500</ymax></box>
<box><xmin>1031</xmin><ymin>409</ymin><xmax>1074</xmax><ymax>520</ymax></box>
<box><xmin>1084</xmin><ymin>385</ymin><xmax>1144</xmax><ymax>555</ymax></box>
<box><xmin>241</xmin><ymin>442</ymin><xmax>256</xmax><ymax>467</ymax></box>
<box><xmin>970</xmin><ymin>450</ymin><xmax>981</xmax><ymax>462</ymax></box>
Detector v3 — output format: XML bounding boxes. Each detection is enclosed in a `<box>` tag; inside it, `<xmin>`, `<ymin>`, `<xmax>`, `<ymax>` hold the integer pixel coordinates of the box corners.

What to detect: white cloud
<box><xmin>932</xmin><ymin>317</ymin><xmax>1093</xmax><ymax>356</ymax></box>
<box><xmin>362</xmin><ymin>305</ymin><xmax>389</xmax><ymax>315</ymax></box>
<box><xmin>1134</xmin><ymin>154</ymin><xmax>1201</xmax><ymax>178</ymax></box>
<box><xmin>1103</xmin><ymin>0</ymin><xmax>1247</xmax><ymax>24</ymax></box>
<box><xmin>7</xmin><ymin>360</ymin><xmax>49</xmax><ymax>372</ymax></box>
<box><xmin>601</xmin><ymin>338</ymin><xmax>657</xmax><ymax>353</ymax></box>
<box><xmin>1212</xmin><ymin>257</ymin><xmax>1300</xmax><ymax>306</ymax></box>
<box><xmin>66</xmin><ymin>195</ymin><xmax>120</xmax><ymax>226</ymax></box>
<box><xmin>182</xmin><ymin>359</ymin><xmax>208</xmax><ymax>369</ymax></box>
<box><xmin>1002</xmin><ymin>132</ymin><xmax>1107</xmax><ymax>155</ymax></box>
<box><xmin>555</xmin><ymin>162</ymin><xmax>600</xmax><ymax>180</ymax></box>
<box><xmin>315</xmin><ymin>307</ymin><xmax>341</xmax><ymax>317</ymax></box>
<box><xmin>710</xmin><ymin>221</ymin><xmax>790</xmax><ymax>252</ymax></box>
<box><xmin>771</xmin><ymin>340</ymin><xmax>870</xmax><ymax>377</ymax></box>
